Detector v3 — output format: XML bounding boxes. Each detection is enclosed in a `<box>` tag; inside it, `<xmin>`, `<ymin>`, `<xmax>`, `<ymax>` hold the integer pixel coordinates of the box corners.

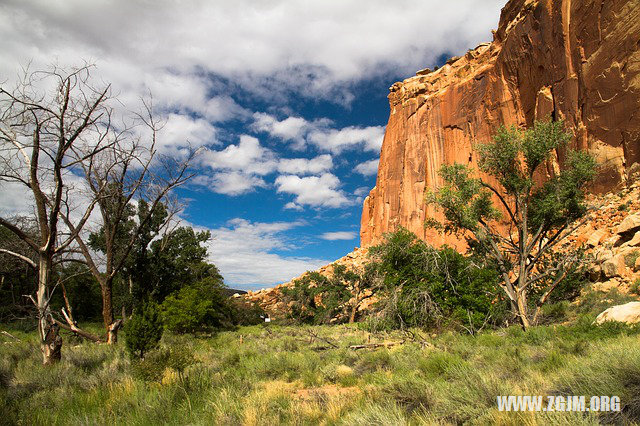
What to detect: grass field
<box><xmin>2</xmin><ymin>311</ymin><xmax>640</xmax><ymax>425</ymax></box>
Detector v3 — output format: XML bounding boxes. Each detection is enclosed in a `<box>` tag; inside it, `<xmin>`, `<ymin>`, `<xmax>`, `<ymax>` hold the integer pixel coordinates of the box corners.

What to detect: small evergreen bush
<box><xmin>125</xmin><ymin>301</ymin><xmax>163</xmax><ymax>359</ymax></box>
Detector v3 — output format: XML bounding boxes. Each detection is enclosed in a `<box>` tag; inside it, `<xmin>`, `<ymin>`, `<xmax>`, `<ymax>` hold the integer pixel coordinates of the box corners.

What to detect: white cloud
<box><xmin>284</xmin><ymin>202</ymin><xmax>304</xmax><ymax>211</ymax></box>
<box><xmin>252</xmin><ymin>112</ymin><xmax>313</xmax><ymax>149</ymax></box>
<box><xmin>308</xmin><ymin>126</ymin><xmax>385</xmax><ymax>153</ymax></box>
<box><xmin>320</xmin><ymin>231</ymin><xmax>356</xmax><ymax>241</ymax></box>
<box><xmin>277</xmin><ymin>154</ymin><xmax>333</xmax><ymax>175</ymax></box>
<box><xmin>0</xmin><ymin>181</ymin><xmax>36</xmax><ymax>218</ymax></box>
<box><xmin>157</xmin><ymin>113</ymin><xmax>218</xmax><ymax>156</ymax></box>
<box><xmin>202</xmin><ymin>218</ymin><xmax>328</xmax><ymax>288</ymax></box>
<box><xmin>203</xmin><ymin>95</ymin><xmax>250</xmax><ymax>122</ymax></box>
<box><xmin>354</xmin><ymin>159</ymin><xmax>380</xmax><ymax>176</ymax></box>
<box><xmin>0</xmin><ymin>0</ymin><xmax>503</xmax><ymax>101</ymax></box>
<box><xmin>196</xmin><ymin>135</ymin><xmax>275</xmax><ymax>194</ymax></box>
<box><xmin>353</xmin><ymin>186</ymin><xmax>372</xmax><ymax>204</ymax></box>
<box><xmin>193</xmin><ymin>172</ymin><xmax>267</xmax><ymax>196</ymax></box>
<box><xmin>253</xmin><ymin>112</ymin><xmax>385</xmax><ymax>153</ymax></box>
<box><xmin>200</xmin><ymin>135</ymin><xmax>276</xmax><ymax>175</ymax></box>
<box><xmin>275</xmin><ymin>173</ymin><xmax>350</xmax><ymax>208</ymax></box>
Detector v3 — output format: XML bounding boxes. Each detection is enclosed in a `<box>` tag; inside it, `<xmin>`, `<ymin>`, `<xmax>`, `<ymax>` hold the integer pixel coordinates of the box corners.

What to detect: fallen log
<box><xmin>349</xmin><ymin>340</ymin><xmax>435</xmax><ymax>350</ymax></box>
<box><xmin>349</xmin><ymin>341</ymin><xmax>404</xmax><ymax>350</ymax></box>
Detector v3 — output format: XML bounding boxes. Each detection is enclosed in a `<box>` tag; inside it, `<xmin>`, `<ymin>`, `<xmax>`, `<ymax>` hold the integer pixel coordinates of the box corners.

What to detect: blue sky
<box><xmin>0</xmin><ymin>0</ymin><xmax>505</xmax><ymax>290</ymax></box>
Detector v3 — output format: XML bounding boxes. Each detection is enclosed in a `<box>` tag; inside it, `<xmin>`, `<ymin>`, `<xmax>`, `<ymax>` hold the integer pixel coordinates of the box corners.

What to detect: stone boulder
<box><xmin>622</xmin><ymin>231</ymin><xmax>640</xmax><ymax>248</ymax></box>
<box><xmin>616</xmin><ymin>214</ymin><xmax>640</xmax><ymax>236</ymax></box>
<box><xmin>601</xmin><ymin>255</ymin><xmax>626</xmax><ymax>278</ymax></box>
<box><xmin>586</xmin><ymin>229</ymin><xmax>607</xmax><ymax>247</ymax></box>
<box><xmin>595</xmin><ymin>302</ymin><xmax>640</xmax><ymax>325</ymax></box>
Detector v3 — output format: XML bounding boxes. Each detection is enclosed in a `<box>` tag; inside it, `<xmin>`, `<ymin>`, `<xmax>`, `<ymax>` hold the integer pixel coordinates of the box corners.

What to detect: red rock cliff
<box><xmin>360</xmin><ymin>0</ymin><xmax>640</xmax><ymax>248</ymax></box>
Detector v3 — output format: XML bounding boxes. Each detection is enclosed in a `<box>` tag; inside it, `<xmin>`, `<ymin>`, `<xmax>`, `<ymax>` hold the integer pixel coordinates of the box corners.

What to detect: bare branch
<box><xmin>0</xmin><ymin>248</ymin><xmax>36</xmax><ymax>268</ymax></box>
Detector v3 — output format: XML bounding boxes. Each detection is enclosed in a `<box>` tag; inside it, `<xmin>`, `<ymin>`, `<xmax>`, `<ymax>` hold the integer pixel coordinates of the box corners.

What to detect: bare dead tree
<box><xmin>0</xmin><ymin>64</ymin><xmax>113</xmax><ymax>364</ymax></box>
<box><xmin>58</xmin><ymin>98</ymin><xmax>198</xmax><ymax>344</ymax></box>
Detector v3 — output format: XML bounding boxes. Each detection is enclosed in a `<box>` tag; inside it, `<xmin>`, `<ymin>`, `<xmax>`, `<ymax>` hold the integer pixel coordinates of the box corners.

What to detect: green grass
<box><xmin>1</xmin><ymin>319</ymin><xmax>640</xmax><ymax>425</ymax></box>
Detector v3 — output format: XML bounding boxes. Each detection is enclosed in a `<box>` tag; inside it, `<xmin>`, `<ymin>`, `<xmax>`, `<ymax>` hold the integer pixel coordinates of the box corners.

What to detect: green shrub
<box><xmin>631</xmin><ymin>279</ymin><xmax>640</xmax><ymax>295</ymax></box>
<box><xmin>574</xmin><ymin>286</ymin><xmax>638</xmax><ymax>317</ymax></box>
<box><xmin>618</xmin><ymin>201</ymin><xmax>631</xmax><ymax>211</ymax></box>
<box><xmin>366</xmin><ymin>228</ymin><xmax>508</xmax><ymax>332</ymax></box>
<box><xmin>125</xmin><ymin>301</ymin><xmax>163</xmax><ymax>359</ymax></box>
<box><xmin>166</xmin><ymin>346</ymin><xmax>195</xmax><ymax>377</ymax></box>
<box><xmin>280</xmin><ymin>264</ymin><xmax>355</xmax><ymax>325</ymax></box>
<box><xmin>161</xmin><ymin>278</ymin><xmax>233</xmax><ymax>333</ymax></box>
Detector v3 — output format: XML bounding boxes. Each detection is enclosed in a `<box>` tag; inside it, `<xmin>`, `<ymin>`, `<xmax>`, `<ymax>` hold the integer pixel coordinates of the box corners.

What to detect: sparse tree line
<box><xmin>0</xmin><ymin>65</ymin><xmax>597</xmax><ymax>363</ymax></box>
<box><xmin>0</xmin><ymin>65</ymin><xmax>262</xmax><ymax>364</ymax></box>
<box><xmin>282</xmin><ymin>121</ymin><xmax>596</xmax><ymax>333</ymax></box>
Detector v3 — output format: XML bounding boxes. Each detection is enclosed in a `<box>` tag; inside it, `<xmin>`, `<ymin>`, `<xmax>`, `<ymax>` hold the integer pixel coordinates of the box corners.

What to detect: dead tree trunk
<box><xmin>100</xmin><ymin>276</ymin><xmax>122</xmax><ymax>344</ymax></box>
<box><xmin>37</xmin><ymin>254</ymin><xmax>61</xmax><ymax>364</ymax></box>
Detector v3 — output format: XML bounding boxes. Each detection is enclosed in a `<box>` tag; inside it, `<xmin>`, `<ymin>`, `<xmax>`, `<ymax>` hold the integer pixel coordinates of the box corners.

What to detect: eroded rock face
<box><xmin>361</xmin><ymin>0</ymin><xmax>640</xmax><ymax>248</ymax></box>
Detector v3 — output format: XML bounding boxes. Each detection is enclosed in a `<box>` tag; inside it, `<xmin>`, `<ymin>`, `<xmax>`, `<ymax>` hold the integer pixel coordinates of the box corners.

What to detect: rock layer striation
<box><xmin>360</xmin><ymin>0</ymin><xmax>640</xmax><ymax>247</ymax></box>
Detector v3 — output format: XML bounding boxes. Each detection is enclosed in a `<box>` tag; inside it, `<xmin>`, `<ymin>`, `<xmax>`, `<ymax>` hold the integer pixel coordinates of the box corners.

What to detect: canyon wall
<box><xmin>360</xmin><ymin>0</ymin><xmax>640</xmax><ymax>248</ymax></box>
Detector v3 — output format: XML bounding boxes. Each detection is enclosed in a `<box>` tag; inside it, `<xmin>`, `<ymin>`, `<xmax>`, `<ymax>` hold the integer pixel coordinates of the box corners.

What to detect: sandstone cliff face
<box><xmin>361</xmin><ymin>0</ymin><xmax>640</xmax><ymax>248</ymax></box>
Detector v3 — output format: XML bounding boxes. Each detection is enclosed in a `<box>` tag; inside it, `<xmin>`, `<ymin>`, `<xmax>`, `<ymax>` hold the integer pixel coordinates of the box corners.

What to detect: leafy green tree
<box><xmin>368</xmin><ymin>228</ymin><xmax>505</xmax><ymax>332</ymax></box>
<box><xmin>229</xmin><ymin>298</ymin><xmax>266</xmax><ymax>326</ymax></box>
<box><xmin>427</xmin><ymin>121</ymin><xmax>596</xmax><ymax>329</ymax></box>
<box><xmin>125</xmin><ymin>300</ymin><xmax>163</xmax><ymax>359</ymax></box>
<box><xmin>148</xmin><ymin>227</ymin><xmax>213</xmax><ymax>302</ymax></box>
<box><xmin>160</xmin><ymin>277</ymin><xmax>232</xmax><ymax>333</ymax></box>
<box><xmin>89</xmin><ymin>199</ymin><xmax>168</xmax><ymax>312</ymax></box>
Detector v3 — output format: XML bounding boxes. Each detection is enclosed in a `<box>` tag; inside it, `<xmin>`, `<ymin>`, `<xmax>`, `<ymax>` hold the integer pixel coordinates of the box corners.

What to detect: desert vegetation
<box><xmin>2</xmin><ymin>66</ymin><xmax>639</xmax><ymax>425</ymax></box>
<box><xmin>2</xmin><ymin>293</ymin><xmax>640</xmax><ymax>425</ymax></box>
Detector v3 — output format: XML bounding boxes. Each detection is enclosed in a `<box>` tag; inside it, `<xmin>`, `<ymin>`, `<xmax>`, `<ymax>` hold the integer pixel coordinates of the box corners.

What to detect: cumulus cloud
<box><xmin>252</xmin><ymin>113</ymin><xmax>317</xmax><ymax>150</ymax></box>
<box><xmin>277</xmin><ymin>154</ymin><xmax>333</xmax><ymax>175</ymax></box>
<box><xmin>195</xmin><ymin>135</ymin><xmax>274</xmax><ymax>194</ymax></box>
<box><xmin>284</xmin><ymin>202</ymin><xmax>304</xmax><ymax>211</ymax></box>
<box><xmin>354</xmin><ymin>186</ymin><xmax>372</xmax><ymax>204</ymax></box>
<box><xmin>320</xmin><ymin>231</ymin><xmax>357</xmax><ymax>241</ymax></box>
<box><xmin>156</xmin><ymin>113</ymin><xmax>218</xmax><ymax>156</ymax></box>
<box><xmin>308</xmin><ymin>126</ymin><xmax>385</xmax><ymax>153</ymax></box>
<box><xmin>253</xmin><ymin>112</ymin><xmax>384</xmax><ymax>153</ymax></box>
<box><xmin>0</xmin><ymin>0</ymin><xmax>504</xmax><ymax>104</ymax></box>
<box><xmin>202</xmin><ymin>218</ymin><xmax>328</xmax><ymax>288</ymax></box>
<box><xmin>354</xmin><ymin>158</ymin><xmax>380</xmax><ymax>176</ymax></box>
<box><xmin>275</xmin><ymin>173</ymin><xmax>351</xmax><ymax>208</ymax></box>
<box><xmin>193</xmin><ymin>172</ymin><xmax>267</xmax><ymax>195</ymax></box>
<box><xmin>197</xmin><ymin>136</ymin><xmax>339</xmax><ymax>195</ymax></box>
<box><xmin>200</xmin><ymin>135</ymin><xmax>276</xmax><ymax>175</ymax></box>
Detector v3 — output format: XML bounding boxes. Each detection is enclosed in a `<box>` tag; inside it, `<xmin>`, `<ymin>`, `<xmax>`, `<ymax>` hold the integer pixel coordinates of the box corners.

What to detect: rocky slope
<box><xmin>243</xmin><ymin>247</ymin><xmax>372</xmax><ymax>319</ymax></box>
<box><xmin>246</xmin><ymin>180</ymin><xmax>640</xmax><ymax>320</ymax></box>
<box><xmin>360</xmin><ymin>0</ymin><xmax>640</xmax><ymax>248</ymax></box>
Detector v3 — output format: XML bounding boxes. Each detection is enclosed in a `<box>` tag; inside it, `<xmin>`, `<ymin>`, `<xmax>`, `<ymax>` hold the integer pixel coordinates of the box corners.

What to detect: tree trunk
<box><xmin>515</xmin><ymin>291</ymin><xmax>531</xmax><ymax>331</ymax></box>
<box><xmin>349</xmin><ymin>301</ymin><xmax>358</xmax><ymax>324</ymax></box>
<box><xmin>101</xmin><ymin>278</ymin><xmax>121</xmax><ymax>344</ymax></box>
<box><xmin>37</xmin><ymin>253</ymin><xmax>61</xmax><ymax>364</ymax></box>
<box><xmin>42</xmin><ymin>319</ymin><xmax>62</xmax><ymax>364</ymax></box>
<box><xmin>349</xmin><ymin>290</ymin><xmax>360</xmax><ymax>324</ymax></box>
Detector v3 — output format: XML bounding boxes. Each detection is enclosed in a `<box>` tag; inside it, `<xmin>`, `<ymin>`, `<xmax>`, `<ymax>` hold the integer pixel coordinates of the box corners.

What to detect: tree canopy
<box><xmin>427</xmin><ymin>120</ymin><xmax>596</xmax><ymax>329</ymax></box>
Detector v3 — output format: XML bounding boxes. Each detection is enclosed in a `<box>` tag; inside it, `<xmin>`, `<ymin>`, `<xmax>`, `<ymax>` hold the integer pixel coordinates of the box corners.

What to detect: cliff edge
<box><xmin>360</xmin><ymin>0</ymin><xmax>640</xmax><ymax>247</ymax></box>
